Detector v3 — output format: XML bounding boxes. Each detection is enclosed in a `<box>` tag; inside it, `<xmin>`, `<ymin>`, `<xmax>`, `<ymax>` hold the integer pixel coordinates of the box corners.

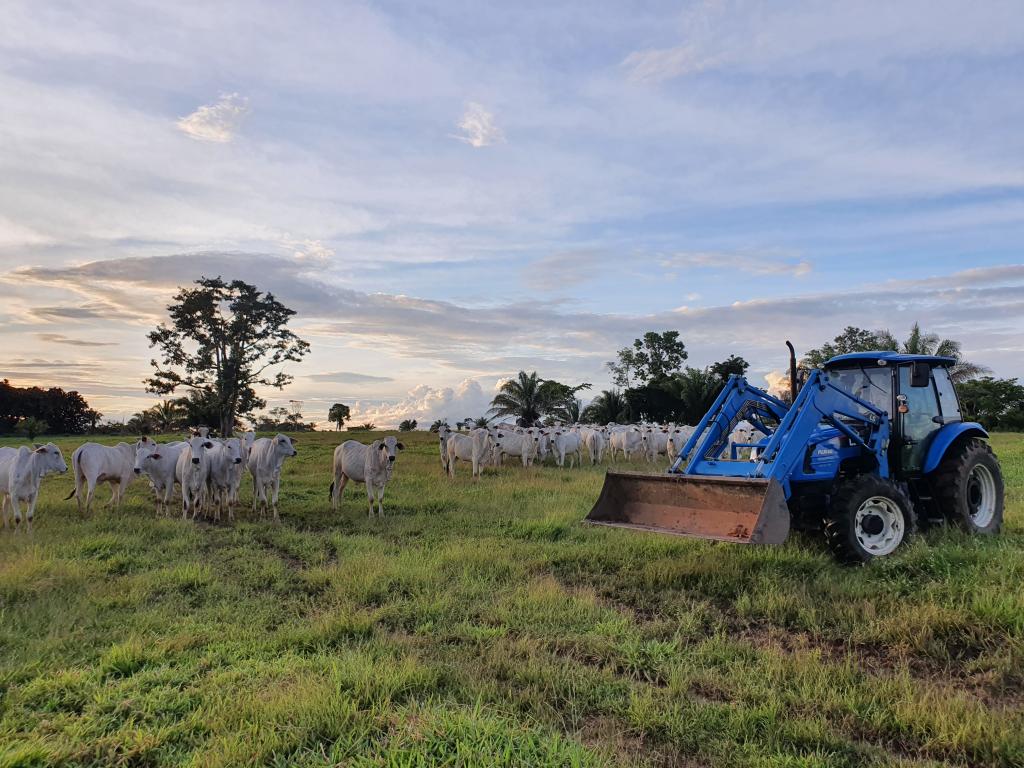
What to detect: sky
<box><xmin>1</xmin><ymin>0</ymin><xmax>1023</xmax><ymax>428</ymax></box>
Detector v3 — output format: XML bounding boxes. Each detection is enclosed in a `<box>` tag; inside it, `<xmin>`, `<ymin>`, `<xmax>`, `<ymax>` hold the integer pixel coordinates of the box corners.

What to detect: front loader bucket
<box><xmin>585</xmin><ymin>471</ymin><xmax>790</xmax><ymax>545</ymax></box>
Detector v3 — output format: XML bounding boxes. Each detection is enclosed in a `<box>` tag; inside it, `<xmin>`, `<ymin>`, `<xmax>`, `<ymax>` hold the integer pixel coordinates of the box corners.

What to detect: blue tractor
<box><xmin>586</xmin><ymin>350</ymin><xmax>1004</xmax><ymax>562</ymax></box>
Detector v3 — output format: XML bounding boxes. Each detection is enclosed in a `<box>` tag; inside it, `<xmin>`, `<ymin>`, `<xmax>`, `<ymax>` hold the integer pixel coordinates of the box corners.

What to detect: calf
<box><xmin>248</xmin><ymin>433</ymin><xmax>297</xmax><ymax>521</ymax></box>
<box><xmin>134</xmin><ymin>440</ymin><xmax>187</xmax><ymax>516</ymax></box>
<box><xmin>0</xmin><ymin>443</ymin><xmax>67</xmax><ymax>532</ymax></box>
<box><xmin>67</xmin><ymin>440</ymin><xmax>146</xmax><ymax>515</ymax></box>
<box><xmin>330</xmin><ymin>436</ymin><xmax>404</xmax><ymax>516</ymax></box>
<box><xmin>550</xmin><ymin>430</ymin><xmax>582</xmax><ymax>468</ymax></box>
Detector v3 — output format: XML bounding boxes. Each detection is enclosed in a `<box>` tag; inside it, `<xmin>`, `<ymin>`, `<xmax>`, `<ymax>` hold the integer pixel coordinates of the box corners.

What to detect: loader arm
<box><xmin>587</xmin><ymin>370</ymin><xmax>891</xmax><ymax>546</ymax></box>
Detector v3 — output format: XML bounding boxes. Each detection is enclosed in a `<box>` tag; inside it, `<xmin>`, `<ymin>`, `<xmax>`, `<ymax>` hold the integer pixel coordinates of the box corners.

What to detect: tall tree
<box><xmin>709</xmin><ymin>355</ymin><xmax>749</xmax><ymax>382</ymax></box>
<box><xmin>607</xmin><ymin>331</ymin><xmax>687</xmax><ymax>387</ymax></box>
<box><xmin>877</xmin><ymin>322</ymin><xmax>989</xmax><ymax>384</ymax></box>
<box><xmin>953</xmin><ymin>377</ymin><xmax>1024</xmax><ymax>430</ymax></box>
<box><xmin>801</xmin><ymin>326</ymin><xmax>890</xmax><ymax>368</ymax></box>
<box><xmin>328</xmin><ymin>403</ymin><xmax>351</xmax><ymax>431</ymax></box>
<box><xmin>146</xmin><ymin>277</ymin><xmax>310</xmax><ymax>436</ymax></box>
<box><xmin>671</xmin><ymin>367</ymin><xmax>723</xmax><ymax>425</ymax></box>
<box><xmin>581</xmin><ymin>389</ymin><xmax>630</xmax><ymax>423</ymax></box>
<box><xmin>489</xmin><ymin>371</ymin><xmax>546</xmax><ymax>425</ymax></box>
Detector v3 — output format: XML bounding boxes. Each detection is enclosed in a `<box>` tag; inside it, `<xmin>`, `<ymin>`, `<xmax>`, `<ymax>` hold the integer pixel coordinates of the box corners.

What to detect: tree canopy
<box><xmin>328</xmin><ymin>403</ymin><xmax>351</xmax><ymax>431</ymax></box>
<box><xmin>606</xmin><ymin>331</ymin><xmax>687</xmax><ymax>387</ymax></box>
<box><xmin>489</xmin><ymin>371</ymin><xmax>590</xmax><ymax>425</ymax></box>
<box><xmin>146</xmin><ymin>277</ymin><xmax>310</xmax><ymax>436</ymax></box>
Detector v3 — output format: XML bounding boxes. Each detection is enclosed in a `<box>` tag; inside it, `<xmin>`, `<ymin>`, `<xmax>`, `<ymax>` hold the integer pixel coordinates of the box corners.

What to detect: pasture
<box><xmin>1</xmin><ymin>430</ymin><xmax>1022</xmax><ymax>767</ymax></box>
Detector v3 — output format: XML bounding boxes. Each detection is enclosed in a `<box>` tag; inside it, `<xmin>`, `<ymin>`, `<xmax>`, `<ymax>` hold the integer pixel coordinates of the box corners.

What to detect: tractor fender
<box><xmin>922</xmin><ymin>422</ymin><xmax>988</xmax><ymax>474</ymax></box>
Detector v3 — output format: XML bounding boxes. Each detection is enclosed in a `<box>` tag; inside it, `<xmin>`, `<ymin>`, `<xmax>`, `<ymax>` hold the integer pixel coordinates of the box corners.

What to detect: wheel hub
<box><xmin>853</xmin><ymin>495</ymin><xmax>905</xmax><ymax>556</ymax></box>
<box><xmin>966</xmin><ymin>464</ymin><xmax>996</xmax><ymax>527</ymax></box>
<box><xmin>860</xmin><ymin>514</ymin><xmax>884</xmax><ymax>536</ymax></box>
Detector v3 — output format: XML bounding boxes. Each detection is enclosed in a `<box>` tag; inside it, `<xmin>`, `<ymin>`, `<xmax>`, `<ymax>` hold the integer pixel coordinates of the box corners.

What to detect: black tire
<box><xmin>824</xmin><ymin>475</ymin><xmax>917</xmax><ymax>564</ymax></box>
<box><xmin>931</xmin><ymin>438</ymin><xmax>1004</xmax><ymax>535</ymax></box>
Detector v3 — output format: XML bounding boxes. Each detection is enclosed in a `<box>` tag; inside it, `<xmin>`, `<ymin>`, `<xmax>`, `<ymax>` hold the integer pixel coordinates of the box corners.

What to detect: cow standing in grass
<box><xmin>134</xmin><ymin>440</ymin><xmax>187</xmax><ymax>516</ymax></box>
<box><xmin>66</xmin><ymin>439</ymin><xmax>149</xmax><ymax>515</ymax></box>
<box><xmin>330</xmin><ymin>436</ymin><xmax>404</xmax><ymax>516</ymax></box>
<box><xmin>176</xmin><ymin>434</ymin><xmax>216</xmax><ymax>520</ymax></box>
<box><xmin>446</xmin><ymin>428</ymin><xmax>493</xmax><ymax>479</ymax></box>
<box><xmin>0</xmin><ymin>443</ymin><xmax>67</xmax><ymax>533</ymax></box>
<box><xmin>248</xmin><ymin>433</ymin><xmax>297</xmax><ymax>521</ymax></box>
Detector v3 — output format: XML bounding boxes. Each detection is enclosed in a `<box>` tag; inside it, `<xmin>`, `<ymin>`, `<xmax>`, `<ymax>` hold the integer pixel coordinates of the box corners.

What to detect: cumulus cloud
<box><xmin>176</xmin><ymin>93</ymin><xmax>250</xmax><ymax>142</ymax></box>
<box><xmin>451</xmin><ymin>102</ymin><xmax>504</xmax><ymax>148</ymax></box>
<box><xmin>350</xmin><ymin>378</ymin><xmax>495</xmax><ymax>428</ymax></box>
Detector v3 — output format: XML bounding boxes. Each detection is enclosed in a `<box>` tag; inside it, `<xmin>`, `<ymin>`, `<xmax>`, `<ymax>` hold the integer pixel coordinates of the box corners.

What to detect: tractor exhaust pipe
<box><xmin>786</xmin><ymin>340</ymin><xmax>798</xmax><ymax>402</ymax></box>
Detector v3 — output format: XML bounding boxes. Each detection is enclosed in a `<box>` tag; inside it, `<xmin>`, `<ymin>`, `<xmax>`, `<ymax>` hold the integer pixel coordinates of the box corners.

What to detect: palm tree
<box><xmin>549</xmin><ymin>397</ymin><xmax>582</xmax><ymax>424</ymax></box>
<box><xmin>488</xmin><ymin>371</ymin><xmax>545</xmax><ymax>425</ymax></box>
<box><xmin>472</xmin><ymin>416</ymin><xmax>490</xmax><ymax>428</ymax></box>
<box><xmin>581</xmin><ymin>389</ymin><xmax>629</xmax><ymax>423</ymax></box>
<box><xmin>877</xmin><ymin>323</ymin><xmax>989</xmax><ymax>384</ymax></box>
<box><xmin>398</xmin><ymin>419</ymin><xmax>418</xmax><ymax>432</ymax></box>
<box><xmin>429</xmin><ymin>419</ymin><xmax>449</xmax><ymax>433</ymax></box>
<box><xmin>149</xmin><ymin>399</ymin><xmax>182</xmax><ymax>432</ymax></box>
<box><xmin>671</xmin><ymin>367</ymin><xmax>722</xmax><ymax>425</ymax></box>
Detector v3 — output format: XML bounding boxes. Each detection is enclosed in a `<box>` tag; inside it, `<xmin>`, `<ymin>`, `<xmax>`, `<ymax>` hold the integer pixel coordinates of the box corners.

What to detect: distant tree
<box><xmin>0</xmin><ymin>379</ymin><xmax>95</xmax><ymax>434</ymax></box>
<box><xmin>957</xmin><ymin>377</ymin><xmax>1024</xmax><ymax>431</ymax></box>
<box><xmin>429</xmin><ymin>419</ymin><xmax>449</xmax><ymax>433</ymax></box>
<box><xmin>143</xmin><ymin>400</ymin><xmax>182</xmax><ymax>433</ymax></box>
<box><xmin>802</xmin><ymin>326</ymin><xmax>889</xmax><ymax>368</ymax></box>
<box><xmin>399</xmin><ymin>419</ymin><xmax>418</xmax><ymax>432</ymax></box>
<box><xmin>146</xmin><ymin>277</ymin><xmax>310</xmax><ymax>437</ymax></box>
<box><xmin>489</xmin><ymin>371</ymin><xmax>546</xmax><ymax>425</ymax></box>
<box><xmin>328</xmin><ymin>403</ymin><xmax>351</xmax><ymax>431</ymax></box>
<box><xmin>607</xmin><ymin>331</ymin><xmax>687</xmax><ymax>387</ymax></box>
<box><xmin>581</xmin><ymin>389</ymin><xmax>629</xmax><ymax>423</ymax></box>
<box><xmin>709</xmin><ymin>355</ymin><xmax>749</xmax><ymax>382</ymax></box>
<box><xmin>17</xmin><ymin>416</ymin><xmax>48</xmax><ymax>440</ymax></box>
<box><xmin>672</xmin><ymin>367</ymin><xmax>723</xmax><ymax>425</ymax></box>
<box><xmin>348</xmin><ymin>422</ymin><xmax>376</xmax><ymax>431</ymax></box>
<box><xmin>472</xmin><ymin>416</ymin><xmax>489</xmax><ymax>428</ymax></box>
<box><xmin>85</xmin><ymin>409</ymin><xmax>103</xmax><ymax>433</ymax></box>
<box><xmin>877</xmin><ymin>322</ymin><xmax>989</xmax><ymax>385</ymax></box>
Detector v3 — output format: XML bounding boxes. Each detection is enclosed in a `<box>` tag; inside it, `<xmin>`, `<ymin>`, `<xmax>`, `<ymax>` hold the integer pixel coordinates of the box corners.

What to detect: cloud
<box><xmin>522</xmin><ymin>249</ymin><xmax>614</xmax><ymax>291</ymax></box>
<box><xmin>350</xmin><ymin>378</ymin><xmax>495</xmax><ymax>428</ymax></box>
<box><xmin>307</xmin><ymin>370</ymin><xmax>394</xmax><ymax>384</ymax></box>
<box><xmin>660</xmin><ymin>251</ymin><xmax>813</xmax><ymax>278</ymax></box>
<box><xmin>176</xmin><ymin>93</ymin><xmax>250</xmax><ymax>143</ymax></box>
<box><xmin>622</xmin><ymin>45</ymin><xmax>719</xmax><ymax>83</ymax></box>
<box><xmin>36</xmin><ymin>332</ymin><xmax>117</xmax><ymax>347</ymax></box>
<box><xmin>451</xmin><ymin>102</ymin><xmax>504</xmax><ymax>148</ymax></box>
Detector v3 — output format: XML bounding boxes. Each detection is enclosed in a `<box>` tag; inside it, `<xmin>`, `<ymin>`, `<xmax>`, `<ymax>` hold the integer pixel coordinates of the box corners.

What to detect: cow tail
<box><xmin>64</xmin><ymin>447</ymin><xmax>81</xmax><ymax>499</ymax></box>
<box><xmin>328</xmin><ymin>481</ymin><xmax>334</xmax><ymax>501</ymax></box>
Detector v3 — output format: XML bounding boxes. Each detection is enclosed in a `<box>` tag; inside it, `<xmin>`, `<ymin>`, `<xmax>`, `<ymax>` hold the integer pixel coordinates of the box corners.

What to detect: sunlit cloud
<box><xmin>451</xmin><ymin>102</ymin><xmax>504</xmax><ymax>148</ymax></box>
<box><xmin>176</xmin><ymin>93</ymin><xmax>250</xmax><ymax>142</ymax></box>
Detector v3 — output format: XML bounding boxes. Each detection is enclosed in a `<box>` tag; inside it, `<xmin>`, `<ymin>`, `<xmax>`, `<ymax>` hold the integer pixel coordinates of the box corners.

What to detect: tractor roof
<box><xmin>825</xmin><ymin>351</ymin><xmax>956</xmax><ymax>368</ymax></box>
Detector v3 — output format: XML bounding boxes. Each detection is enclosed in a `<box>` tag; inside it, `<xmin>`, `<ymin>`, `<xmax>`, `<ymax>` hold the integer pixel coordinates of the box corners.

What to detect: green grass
<box><xmin>1</xmin><ymin>431</ymin><xmax>1022</xmax><ymax>767</ymax></box>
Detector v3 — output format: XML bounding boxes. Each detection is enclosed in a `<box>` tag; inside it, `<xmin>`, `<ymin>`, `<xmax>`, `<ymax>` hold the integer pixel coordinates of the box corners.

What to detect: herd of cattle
<box><xmin>0</xmin><ymin>420</ymin><xmax>763</xmax><ymax>531</ymax></box>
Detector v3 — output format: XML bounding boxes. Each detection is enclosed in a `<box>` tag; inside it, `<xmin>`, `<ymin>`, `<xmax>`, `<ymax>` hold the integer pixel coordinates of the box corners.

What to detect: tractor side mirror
<box><xmin>910</xmin><ymin>361</ymin><xmax>931</xmax><ymax>388</ymax></box>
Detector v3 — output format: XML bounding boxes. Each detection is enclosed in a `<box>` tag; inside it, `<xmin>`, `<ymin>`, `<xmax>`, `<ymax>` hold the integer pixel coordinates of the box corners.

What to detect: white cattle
<box><xmin>644</xmin><ymin>428</ymin><xmax>673</xmax><ymax>463</ymax></box>
<box><xmin>176</xmin><ymin>434</ymin><xmax>216</xmax><ymax>519</ymax></box>
<box><xmin>226</xmin><ymin>435</ymin><xmax>254</xmax><ymax>515</ymax></box>
<box><xmin>550</xmin><ymin>430</ymin><xmax>583</xmax><ymax>468</ymax></box>
<box><xmin>67</xmin><ymin>440</ymin><xmax>147</xmax><ymax>515</ymax></box>
<box><xmin>330</xmin><ymin>436</ymin><xmax>404</xmax><ymax>516</ymax></box>
<box><xmin>665</xmin><ymin>426</ymin><xmax>696</xmax><ymax>464</ymax></box>
<box><xmin>248</xmin><ymin>433</ymin><xmax>297</xmax><ymax>521</ymax></box>
<box><xmin>446</xmin><ymin>428</ymin><xmax>492</xmax><ymax>479</ymax></box>
<box><xmin>206</xmin><ymin>438</ymin><xmax>244</xmax><ymax>521</ymax></box>
<box><xmin>493</xmin><ymin>430</ymin><xmax>534</xmax><ymax>467</ymax></box>
<box><xmin>0</xmin><ymin>443</ymin><xmax>67</xmax><ymax>532</ymax></box>
<box><xmin>437</xmin><ymin>425</ymin><xmax>452</xmax><ymax>473</ymax></box>
<box><xmin>583</xmin><ymin>429</ymin><xmax>606</xmax><ymax>465</ymax></box>
<box><xmin>608</xmin><ymin>427</ymin><xmax>643</xmax><ymax>460</ymax></box>
<box><xmin>728</xmin><ymin>420</ymin><xmax>765</xmax><ymax>459</ymax></box>
<box><xmin>134</xmin><ymin>440</ymin><xmax>187</xmax><ymax>516</ymax></box>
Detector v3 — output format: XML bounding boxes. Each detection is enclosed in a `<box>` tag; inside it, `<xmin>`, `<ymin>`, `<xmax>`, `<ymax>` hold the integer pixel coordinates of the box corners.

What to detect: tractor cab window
<box><xmin>828</xmin><ymin>366</ymin><xmax>892</xmax><ymax>418</ymax></box>
<box><xmin>898</xmin><ymin>364</ymin><xmax>941</xmax><ymax>472</ymax></box>
<box><xmin>933</xmin><ymin>367</ymin><xmax>962</xmax><ymax>423</ymax></box>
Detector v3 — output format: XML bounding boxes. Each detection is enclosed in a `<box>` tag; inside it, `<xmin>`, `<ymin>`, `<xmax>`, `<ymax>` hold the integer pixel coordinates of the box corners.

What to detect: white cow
<box><xmin>583</xmin><ymin>429</ymin><xmax>606</xmax><ymax>464</ymax></box>
<box><xmin>608</xmin><ymin>427</ymin><xmax>643</xmax><ymax>461</ymax></box>
<box><xmin>226</xmin><ymin>434</ymin><xmax>254</xmax><ymax>515</ymax></box>
<box><xmin>248</xmin><ymin>433</ymin><xmax>297</xmax><ymax>521</ymax></box>
<box><xmin>206</xmin><ymin>438</ymin><xmax>244</xmax><ymax>521</ymax></box>
<box><xmin>67</xmin><ymin>440</ymin><xmax>147</xmax><ymax>515</ymax></box>
<box><xmin>493</xmin><ymin>430</ymin><xmax>534</xmax><ymax>467</ymax></box>
<box><xmin>728</xmin><ymin>420</ymin><xmax>765</xmax><ymax>459</ymax></box>
<box><xmin>176</xmin><ymin>434</ymin><xmax>216</xmax><ymax>519</ymax></box>
<box><xmin>550</xmin><ymin>430</ymin><xmax>583</xmax><ymax>468</ymax></box>
<box><xmin>134</xmin><ymin>440</ymin><xmax>187</xmax><ymax>516</ymax></box>
<box><xmin>0</xmin><ymin>443</ymin><xmax>67</xmax><ymax>532</ymax></box>
<box><xmin>437</xmin><ymin>425</ymin><xmax>452</xmax><ymax>473</ymax></box>
<box><xmin>446</xmin><ymin>428</ymin><xmax>493</xmax><ymax>479</ymax></box>
<box><xmin>331</xmin><ymin>436</ymin><xmax>404</xmax><ymax>516</ymax></box>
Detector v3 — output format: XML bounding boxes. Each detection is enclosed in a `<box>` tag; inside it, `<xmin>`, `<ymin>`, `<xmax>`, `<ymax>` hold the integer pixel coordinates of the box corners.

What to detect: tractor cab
<box><xmin>823</xmin><ymin>352</ymin><xmax>960</xmax><ymax>475</ymax></box>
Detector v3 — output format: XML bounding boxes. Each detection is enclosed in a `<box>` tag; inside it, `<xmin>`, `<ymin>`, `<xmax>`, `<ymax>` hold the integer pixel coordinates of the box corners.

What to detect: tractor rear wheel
<box><xmin>931</xmin><ymin>438</ymin><xmax>1004</xmax><ymax>534</ymax></box>
<box><xmin>824</xmin><ymin>475</ymin><xmax>916</xmax><ymax>564</ymax></box>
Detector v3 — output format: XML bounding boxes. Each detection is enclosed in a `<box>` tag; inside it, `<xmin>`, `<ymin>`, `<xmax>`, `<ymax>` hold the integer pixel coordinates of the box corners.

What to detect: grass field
<box><xmin>0</xmin><ymin>430</ymin><xmax>1022</xmax><ymax>767</ymax></box>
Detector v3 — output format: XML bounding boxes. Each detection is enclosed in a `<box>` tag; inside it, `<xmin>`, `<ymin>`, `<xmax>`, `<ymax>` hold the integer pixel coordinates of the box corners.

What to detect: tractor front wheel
<box><xmin>824</xmin><ymin>475</ymin><xmax>916</xmax><ymax>564</ymax></box>
<box><xmin>932</xmin><ymin>438</ymin><xmax>1004</xmax><ymax>534</ymax></box>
